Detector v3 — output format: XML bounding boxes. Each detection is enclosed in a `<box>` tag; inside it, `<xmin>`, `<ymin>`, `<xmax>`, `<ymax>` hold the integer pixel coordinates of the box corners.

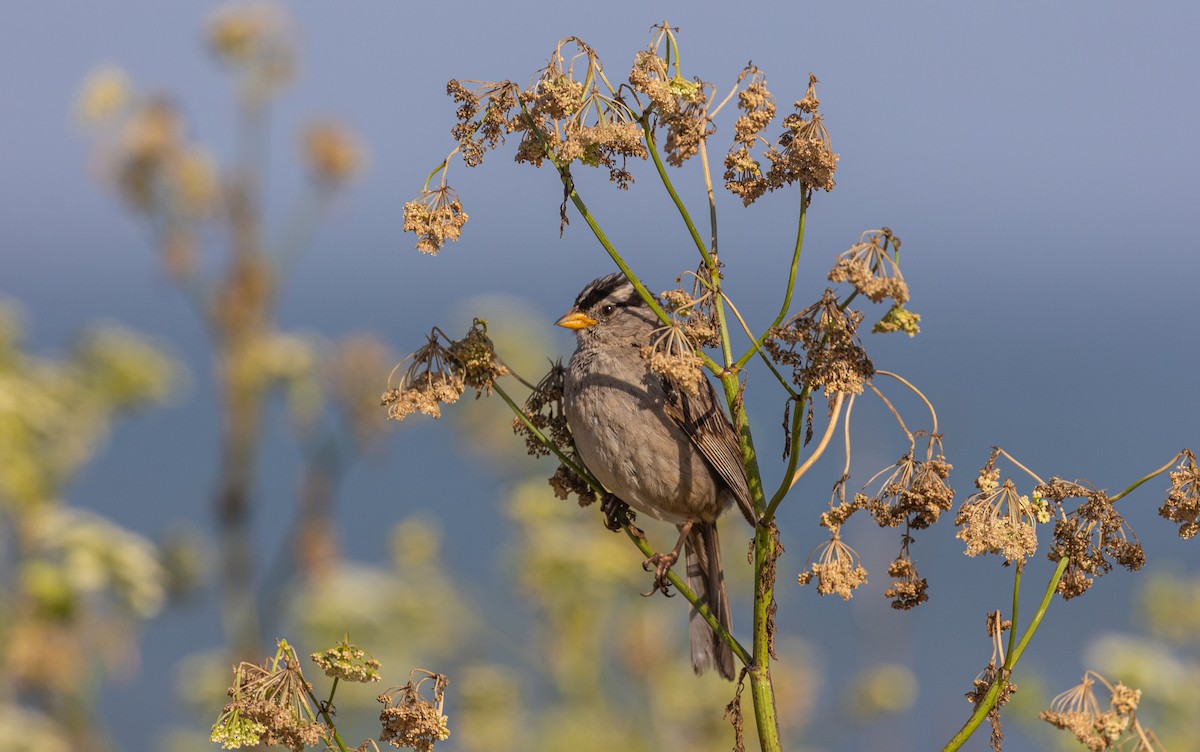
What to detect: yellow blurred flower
<box><xmin>75</xmin><ymin>66</ymin><xmax>132</xmax><ymax>124</ymax></box>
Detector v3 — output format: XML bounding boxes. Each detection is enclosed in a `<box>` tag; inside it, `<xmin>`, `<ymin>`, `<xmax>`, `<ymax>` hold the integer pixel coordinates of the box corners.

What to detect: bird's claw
<box><xmin>641</xmin><ymin>550</ymin><xmax>678</xmax><ymax>597</ymax></box>
<box><xmin>601</xmin><ymin>493</ymin><xmax>636</xmax><ymax>533</ymax></box>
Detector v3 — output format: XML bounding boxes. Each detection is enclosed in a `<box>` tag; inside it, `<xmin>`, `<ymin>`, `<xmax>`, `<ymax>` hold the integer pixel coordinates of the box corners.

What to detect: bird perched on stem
<box><xmin>557</xmin><ymin>273</ymin><xmax>756</xmax><ymax>680</ymax></box>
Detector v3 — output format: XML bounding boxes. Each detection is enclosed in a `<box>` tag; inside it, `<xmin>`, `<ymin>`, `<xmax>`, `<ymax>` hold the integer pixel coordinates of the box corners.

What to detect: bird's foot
<box><xmin>601</xmin><ymin>493</ymin><xmax>637</xmax><ymax>533</ymax></box>
<box><xmin>641</xmin><ymin>550</ymin><xmax>678</xmax><ymax>597</ymax></box>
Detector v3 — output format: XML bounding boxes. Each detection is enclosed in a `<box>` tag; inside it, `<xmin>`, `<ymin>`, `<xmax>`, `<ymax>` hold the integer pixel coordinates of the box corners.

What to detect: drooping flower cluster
<box><xmin>377</xmin><ymin>670</ymin><xmax>451</xmax><ymax>751</ymax></box>
<box><xmin>954</xmin><ymin>450</ymin><xmax>1047</xmax><ymax>563</ymax></box>
<box><xmin>628</xmin><ymin>26</ymin><xmax>713</xmax><ymax>167</ymax></box>
<box><xmin>402</xmin><ymin>187</ymin><xmax>469</xmax><ymax>255</ymax></box>
<box><xmin>724</xmin><ymin>72</ymin><xmax>838</xmax><ymax>205</ymax></box>
<box><xmin>381</xmin><ymin>322</ymin><xmax>508</xmax><ymax>421</ymax></box>
<box><xmin>512</xmin><ymin>362</ymin><xmax>597</xmax><ymax>506</ymax></box>
<box><xmin>1038</xmin><ymin>477</ymin><xmax>1145</xmax><ymax>599</ymax></box>
<box><xmin>1159</xmin><ymin>448</ymin><xmax>1200</xmax><ymax>539</ymax></box>
<box><xmin>1039</xmin><ymin>672</ymin><xmax>1153</xmax><ymax>751</ymax></box>
<box><xmin>884</xmin><ymin>554</ymin><xmax>929</xmax><ymax>610</ymax></box>
<box><xmin>796</xmin><ymin>534</ymin><xmax>869</xmax><ymax>600</ymax></box>
<box><xmin>828</xmin><ymin>228</ymin><xmax>922</xmax><ymax>336</ymax></box>
<box><xmin>764</xmin><ymin>289</ymin><xmax>875</xmax><ymax>399</ymax></box>
<box><xmin>858</xmin><ymin>439</ymin><xmax>955</xmax><ymax>530</ymax></box>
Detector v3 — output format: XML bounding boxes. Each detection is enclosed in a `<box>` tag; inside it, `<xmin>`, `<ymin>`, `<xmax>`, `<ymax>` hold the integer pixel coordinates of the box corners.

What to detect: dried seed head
<box><xmin>402</xmin><ymin>187</ymin><xmax>469</xmax><ymax>255</ymax></box>
<box><xmin>955</xmin><ymin>479</ymin><xmax>1041</xmax><ymax>563</ymax></box>
<box><xmin>1040</xmin><ymin>478</ymin><xmax>1145</xmax><ymax>599</ymax></box>
<box><xmin>884</xmin><ymin>555</ymin><xmax>929</xmax><ymax>610</ymax></box>
<box><xmin>829</xmin><ymin>228</ymin><xmax>910</xmax><ymax>306</ymax></box>
<box><xmin>797</xmin><ymin>535</ymin><xmax>869</xmax><ymax>600</ymax></box>
<box><xmin>1160</xmin><ymin>448</ymin><xmax>1200</xmax><ymax>539</ymax></box>
<box><xmin>764</xmin><ymin>289</ymin><xmax>875</xmax><ymax>399</ymax></box>
<box><xmin>378</xmin><ymin>671</ymin><xmax>451</xmax><ymax>751</ymax></box>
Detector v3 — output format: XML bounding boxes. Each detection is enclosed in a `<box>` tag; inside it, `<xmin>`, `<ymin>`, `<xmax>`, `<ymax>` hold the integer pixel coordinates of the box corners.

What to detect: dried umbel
<box><xmin>1039</xmin><ymin>478</ymin><xmax>1145</xmax><ymax>599</ymax></box>
<box><xmin>797</xmin><ymin>534</ymin><xmax>869</xmax><ymax>600</ymax></box>
<box><xmin>402</xmin><ymin>187</ymin><xmax>469</xmax><ymax>256</ymax></box>
<box><xmin>512</xmin><ymin>362</ymin><xmax>597</xmax><ymax>507</ymax></box>
<box><xmin>955</xmin><ymin>478</ymin><xmax>1046</xmax><ymax>563</ymax></box>
<box><xmin>724</xmin><ymin>71</ymin><xmax>839</xmax><ymax>205</ymax></box>
<box><xmin>764</xmin><ymin>289</ymin><xmax>875</xmax><ymax>399</ymax></box>
<box><xmin>884</xmin><ymin>554</ymin><xmax>929</xmax><ymax>610</ymax></box>
<box><xmin>628</xmin><ymin>25</ymin><xmax>714</xmax><ymax>167</ymax></box>
<box><xmin>641</xmin><ymin>323</ymin><xmax>705</xmax><ymax>396</ymax></box>
<box><xmin>301</xmin><ymin>121</ymin><xmax>363</xmax><ymax>186</ymax></box>
<box><xmin>829</xmin><ymin>228</ymin><xmax>909</xmax><ymax>306</ymax></box>
<box><xmin>1159</xmin><ymin>448</ymin><xmax>1200</xmax><ymax>539</ymax></box>
<box><xmin>382</xmin><ymin>322</ymin><xmax>507</xmax><ymax>422</ymax></box>
<box><xmin>210</xmin><ymin>640</ymin><xmax>328</xmax><ymax>751</ymax></box>
<box><xmin>860</xmin><ymin>444</ymin><xmax>955</xmax><ymax>530</ymax></box>
<box><xmin>1039</xmin><ymin>671</ymin><xmax>1151</xmax><ymax>751</ymax></box>
<box><xmin>377</xmin><ymin>670</ymin><xmax>451</xmax><ymax>751</ymax></box>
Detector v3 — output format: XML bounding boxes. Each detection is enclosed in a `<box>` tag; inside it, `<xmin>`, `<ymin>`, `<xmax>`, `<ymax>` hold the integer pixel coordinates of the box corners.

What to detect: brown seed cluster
<box><xmin>884</xmin><ymin>555</ymin><xmax>929</xmax><ymax>610</ymax></box>
<box><xmin>628</xmin><ymin>37</ymin><xmax>712</xmax><ymax>167</ymax></box>
<box><xmin>796</xmin><ymin>535</ymin><xmax>869</xmax><ymax>600</ymax></box>
<box><xmin>209</xmin><ymin>642</ymin><xmax>328</xmax><ymax>751</ymax></box>
<box><xmin>860</xmin><ymin>448</ymin><xmax>955</xmax><ymax>530</ymax></box>
<box><xmin>724</xmin><ymin>72</ymin><xmax>838</xmax><ymax>205</ymax></box>
<box><xmin>829</xmin><ymin>228</ymin><xmax>908</xmax><ymax>305</ymax></box>
<box><xmin>402</xmin><ymin>187</ymin><xmax>469</xmax><ymax>255</ymax></box>
<box><xmin>1039</xmin><ymin>478</ymin><xmax>1144</xmax><ymax>599</ymax></box>
<box><xmin>301</xmin><ymin>121</ymin><xmax>363</xmax><ymax>186</ymax></box>
<box><xmin>512</xmin><ymin>362</ymin><xmax>597</xmax><ymax>507</ymax></box>
<box><xmin>1039</xmin><ymin>672</ymin><xmax>1148</xmax><ymax>751</ymax></box>
<box><xmin>641</xmin><ymin>324</ymin><xmax>705</xmax><ymax>396</ymax></box>
<box><xmin>378</xmin><ymin>671</ymin><xmax>451</xmax><ymax>751</ymax></box>
<box><xmin>1159</xmin><ymin>448</ymin><xmax>1200</xmax><ymax>539</ymax></box>
<box><xmin>955</xmin><ymin>478</ymin><xmax>1041</xmax><ymax>563</ymax></box>
<box><xmin>764</xmin><ymin>289</ymin><xmax>875</xmax><ymax>399</ymax></box>
<box><xmin>381</xmin><ymin>322</ymin><xmax>507</xmax><ymax>422</ymax></box>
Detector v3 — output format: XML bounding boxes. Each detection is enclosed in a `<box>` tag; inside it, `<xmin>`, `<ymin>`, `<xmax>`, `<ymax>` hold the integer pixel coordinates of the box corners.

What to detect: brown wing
<box><xmin>662</xmin><ymin>376</ymin><xmax>758</xmax><ymax>527</ymax></box>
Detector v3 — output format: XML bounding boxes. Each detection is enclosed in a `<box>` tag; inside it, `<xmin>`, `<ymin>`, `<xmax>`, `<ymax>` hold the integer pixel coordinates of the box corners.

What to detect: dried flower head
<box><xmin>512</xmin><ymin>362</ymin><xmax>597</xmax><ymax>507</ymax></box>
<box><xmin>302</xmin><ymin>121</ymin><xmax>363</xmax><ymax>185</ymax></box>
<box><xmin>446</xmin><ymin>319</ymin><xmax>509</xmax><ymax>395</ymax></box>
<box><xmin>965</xmin><ymin>663</ymin><xmax>1016</xmax><ymax>751</ymax></box>
<box><xmin>955</xmin><ymin>478</ymin><xmax>1043</xmax><ymax>563</ymax></box>
<box><xmin>311</xmin><ymin>638</ymin><xmax>381</xmax><ymax>683</ymax></box>
<box><xmin>402</xmin><ymin>187</ymin><xmax>469</xmax><ymax>255</ymax></box>
<box><xmin>861</xmin><ymin>440</ymin><xmax>955</xmax><ymax>529</ymax></box>
<box><xmin>659</xmin><ymin>280</ymin><xmax>720</xmax><ymax>347</ymax></box>
<box><xmin>446</xmin><ymin>79</ymin><xmax>519</xmax><ymax>168</ymax></box>
<box><xmin>381</xmin><ymin>330</ymin><xmax>465</xmax><ymax>421</ymax></box>
<box><xmin>797</xmin><ymin>535</ymin><xmax>869</xmax><ymax>600</ymax></box>
<box><xmin>829</xmin><ymin>228</ymin><xmax>909</xmax><ymax>305</ymax></box>
<box><xmin>1039</xmin><ymin>672</ymin><xmax>1144</xmax><ymax>751</ymax></box>
<box><xmin>1159</xmin><ymin>448</ymin><xmax>1200</xmax><ymax>539</ymax></box>
<box><xmin>723</xmin><ymin>144</ymin><xmax>769</xmax><ymax>206</ymax></box>
<box><xmin>764</xmin><ymin>75</ymin><xmax>838</xmax><ymax>192</ymax></box>
<box><xmin>1040</xmin><ymin>478</ymin><xmax>1144</xmax><ymax>599</ymax></box>
<box><xmin>641</xmin><ymin>323</ymin><xmax>705</xmax><ymax>396</ymax></box>
<box><xmin>884</xmin><ymin>554</ymin><xmax>929</xmax><ymax>610</ymax></box>
<box><xmin>507</xmin><ymin>38</ymin><xmax>647</xmax><ymax>188</ymax></box>
<box><xmin>378</xmin><ymin>670</ymin><xmax>451</xmax><ymax>751</ymax></box>
<box><xmin>764</xmin><ymin>289</ymin><xmax>875</xmax><ymax>399</ymax></box>
<box><xmin>210</xmin><ymin>640</ymin><xmax>328</xmax><ymax>751</ymax></box>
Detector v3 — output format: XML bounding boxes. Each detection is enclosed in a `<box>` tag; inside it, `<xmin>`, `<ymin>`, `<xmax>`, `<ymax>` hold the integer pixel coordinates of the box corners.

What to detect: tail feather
<box><xmin>683</xmin><ymin>521</ymin><xmax>735</xmax><ymax>680</ymax></box>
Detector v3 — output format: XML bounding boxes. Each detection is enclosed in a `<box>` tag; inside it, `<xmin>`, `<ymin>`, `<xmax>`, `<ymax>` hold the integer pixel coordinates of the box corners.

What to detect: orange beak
<box><xmin>555</xmin><ymin>310</ymin><xmax>598</xmax><ymax>330</ymax></box>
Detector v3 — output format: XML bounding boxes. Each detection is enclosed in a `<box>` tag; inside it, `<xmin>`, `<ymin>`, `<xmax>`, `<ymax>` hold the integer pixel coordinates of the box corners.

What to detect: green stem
<box><xmin>942</xmin><ymin>556</ymin><xmax>1069</xmax><ymax>751</ymax></box>
<box><xmin>1110</xmin><ymin>452</ymin><xmax>1182</xmax><ymax>502</ymax></box>
<box><xmin>749</xmin><ymin>522</ymin><xmax>782</xmax><ymax>752</ymax></box>
<box><xmin>1006</xmin><ymin>563</ymin><xmax>1022</xmax><ymax>662</ymax></box>
<box><xmin>642</xmin><ymin>117</ymin><xmax>712</xmax><ymax>265</ymax></box>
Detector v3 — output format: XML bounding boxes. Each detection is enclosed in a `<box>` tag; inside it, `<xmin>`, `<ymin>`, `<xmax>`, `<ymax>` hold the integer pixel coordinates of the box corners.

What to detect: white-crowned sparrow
<box><xmin>556</xmin><ymin>273</ymin><xmax>757</xmax><ymax>680</ymax></box>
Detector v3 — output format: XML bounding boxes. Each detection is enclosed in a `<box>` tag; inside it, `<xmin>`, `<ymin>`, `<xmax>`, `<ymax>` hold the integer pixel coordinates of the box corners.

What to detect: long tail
<box><xmin>683</xmin><ymin>521</ymin><xmax>735</xmax><ymax>680</ymax></box>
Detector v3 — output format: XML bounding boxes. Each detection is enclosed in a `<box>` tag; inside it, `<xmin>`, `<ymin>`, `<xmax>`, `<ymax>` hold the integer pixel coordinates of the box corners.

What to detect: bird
<box><xmin>556</xmin><ymin>272</ymin><xmax>757</xmax><ymax>680</ymax></box>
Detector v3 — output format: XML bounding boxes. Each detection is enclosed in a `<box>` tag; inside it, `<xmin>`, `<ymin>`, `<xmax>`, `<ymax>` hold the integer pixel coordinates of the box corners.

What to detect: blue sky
<box><xmin>2</xmin><ymin>2</ymin><xmax>1198</xmax><ymax>750</ymax></box>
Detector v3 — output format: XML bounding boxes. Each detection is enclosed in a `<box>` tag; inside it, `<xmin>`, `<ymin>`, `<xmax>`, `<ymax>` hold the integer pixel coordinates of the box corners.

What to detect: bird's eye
<box><xmin>600</xmin><ymin>304</ymin><xmax>616</xmax><ymax>317</ymax></box>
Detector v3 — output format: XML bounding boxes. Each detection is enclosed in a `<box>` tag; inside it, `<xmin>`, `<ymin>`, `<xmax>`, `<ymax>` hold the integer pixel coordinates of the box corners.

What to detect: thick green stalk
<box><xmin>748</xmin><ymin>521</ymin><xmax>782</xmax><ymax>752</ymax></box>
